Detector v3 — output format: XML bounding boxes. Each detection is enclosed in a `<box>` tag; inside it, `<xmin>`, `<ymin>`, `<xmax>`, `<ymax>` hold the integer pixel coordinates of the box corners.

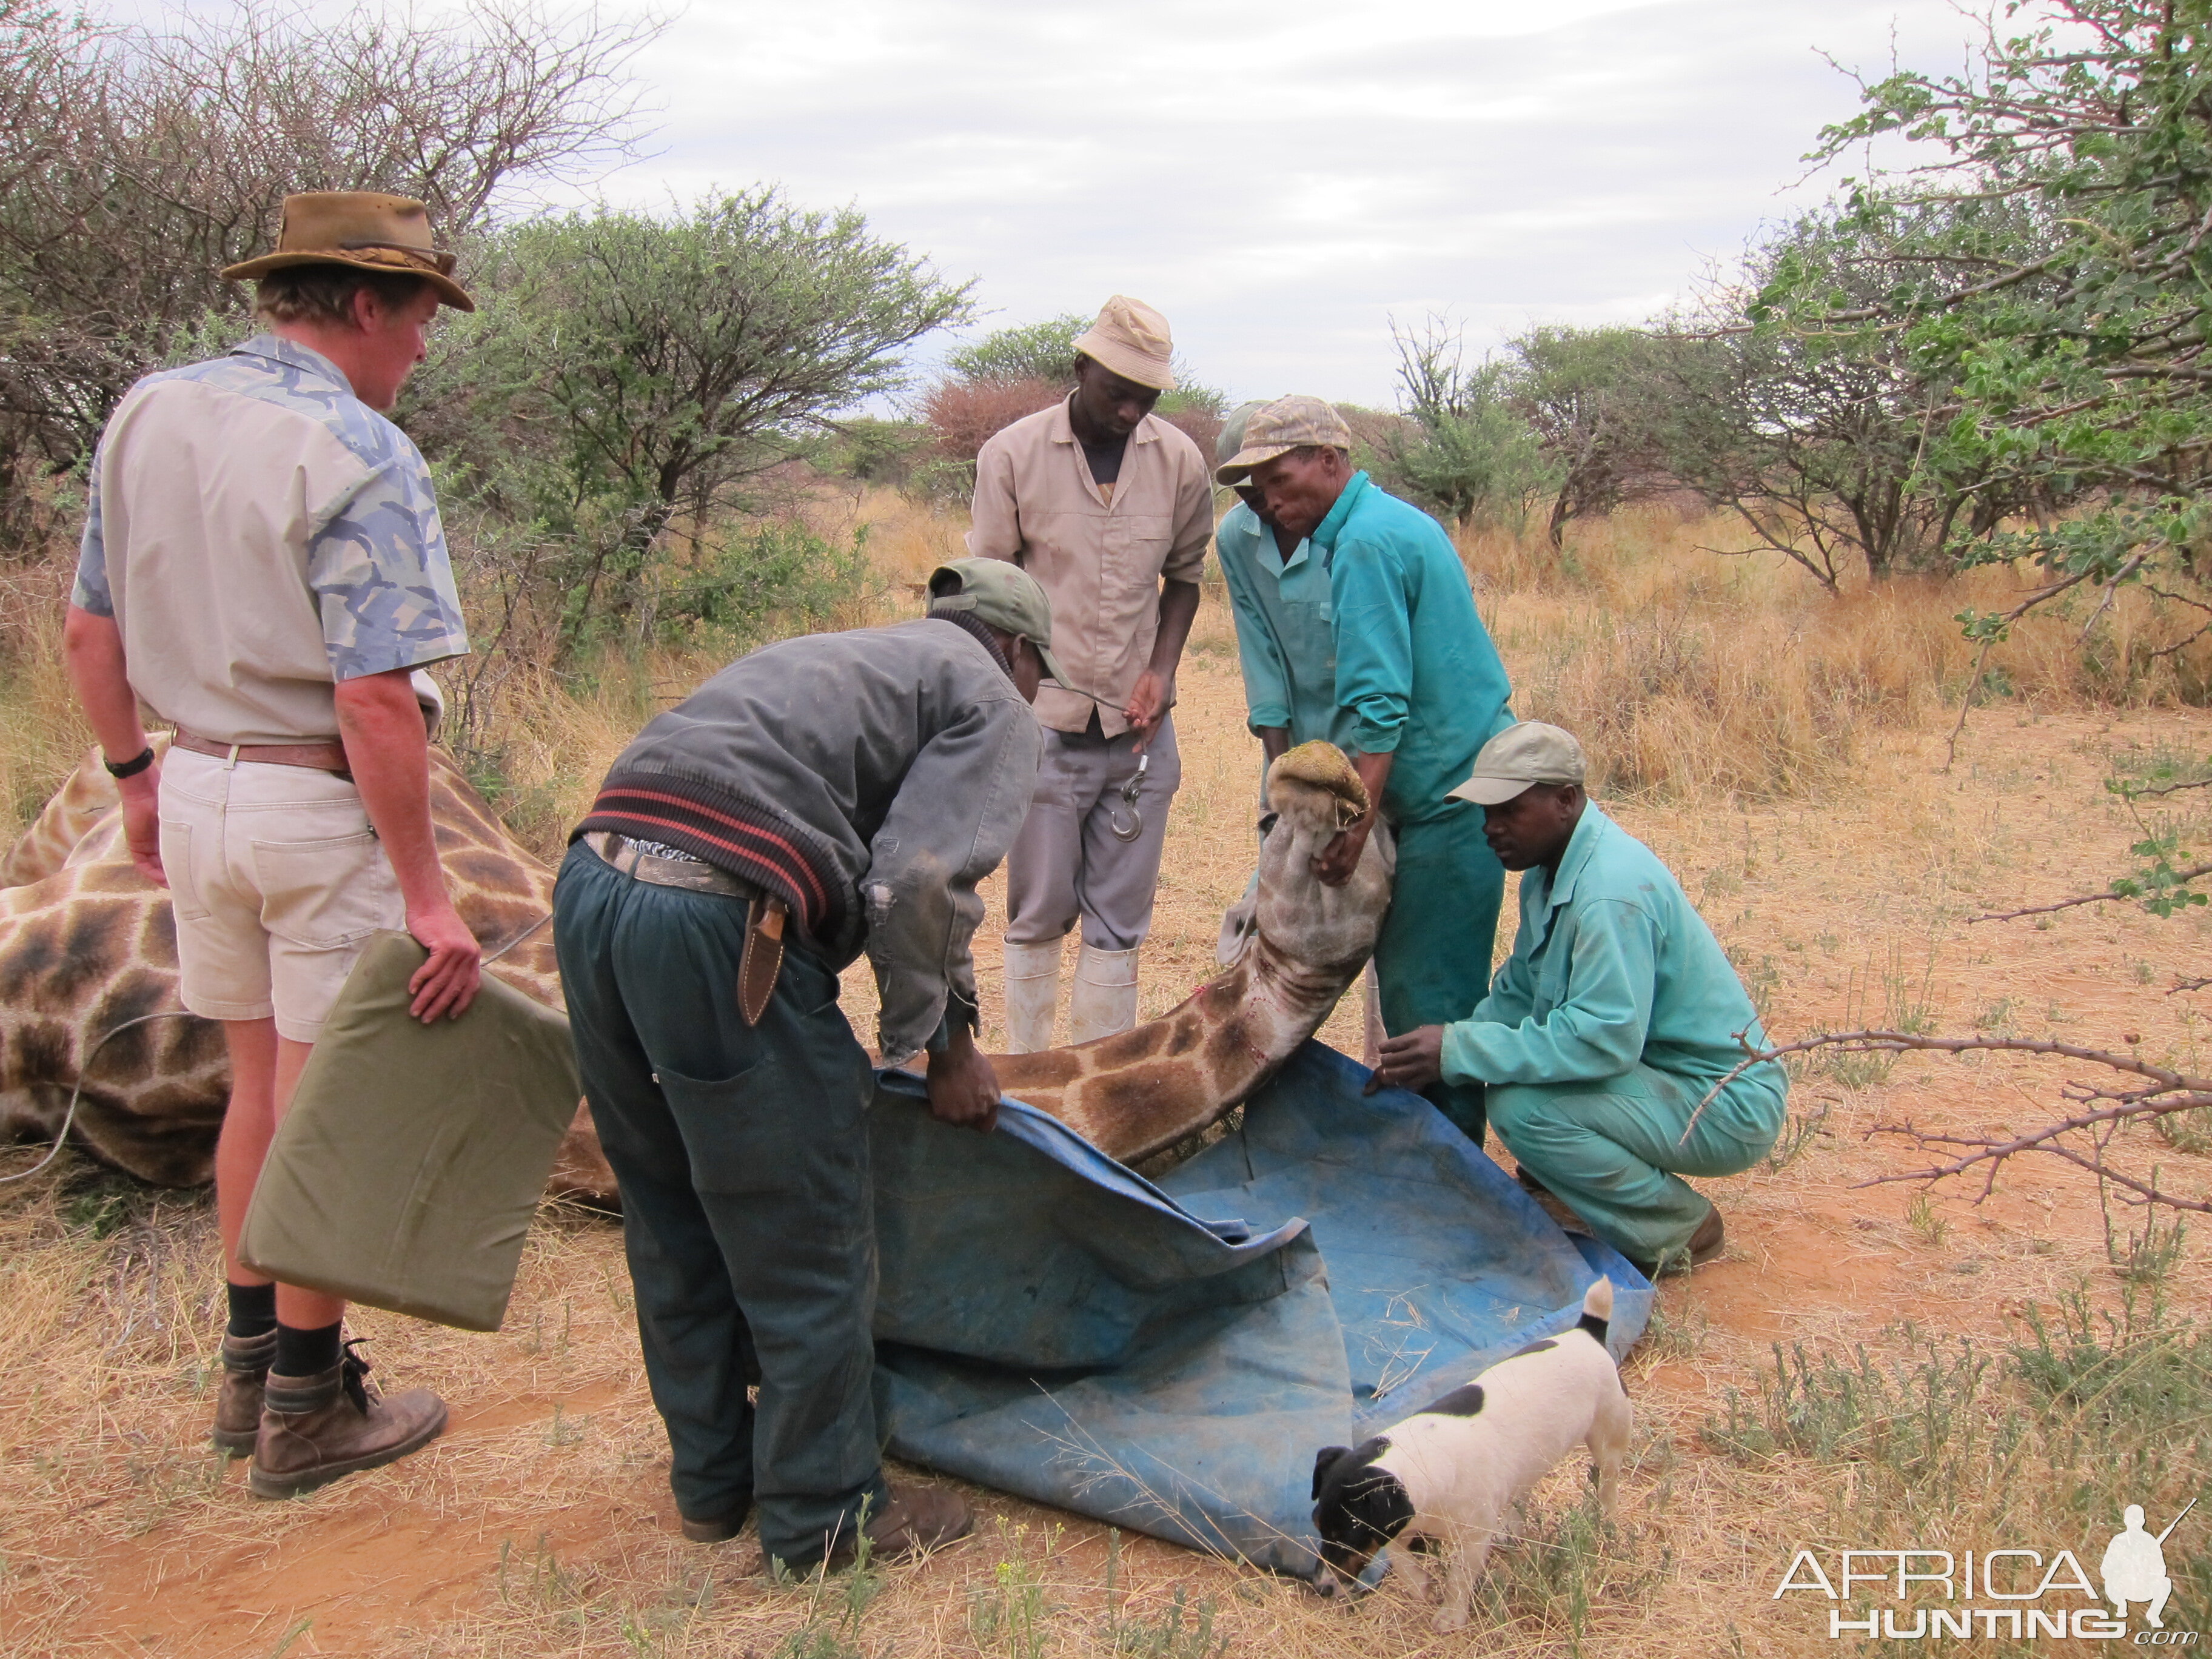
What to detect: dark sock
<box><xmin>274</xmin><ymin>1321</ymin><xmax>343</xmax><ymax>1377</ymax></box>
<box><xmin>226</xmin><ymin>1281</ymin><xmax>277</xmax><ymax>1341</ymax></box>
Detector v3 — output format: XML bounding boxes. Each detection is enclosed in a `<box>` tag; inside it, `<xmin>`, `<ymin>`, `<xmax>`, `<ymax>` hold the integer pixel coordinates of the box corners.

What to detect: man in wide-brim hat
<box><xmin>65</xmin><ymin>190</ymin><xmax>482</xmax><ymax>1498</ymax></box>
<box><xmin>967</xmin><ymin>295</ymin><xmax>1215</xmax><ymax>1053</ymax></box>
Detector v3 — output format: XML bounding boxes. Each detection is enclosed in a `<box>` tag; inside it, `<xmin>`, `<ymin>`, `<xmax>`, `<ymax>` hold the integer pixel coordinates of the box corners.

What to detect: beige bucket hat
<box><xmin>1213</xmin><ymin>394</ymin><xmax>1352</xmax><ymax>484</ymax></box>
<box><xmin>1073</xmin><ymin>295</ymin><xmax>1176</xmax><ymax>392</ymax></box>
<box><xmin>223</xmin><ymin>192</ymin><xmax>474</xmax><ymax>312</ymax></box>
<box><xmin>1447</xmin><ymin>722</ymin><xmax>1589</xmax><ymax>806</ymax></box>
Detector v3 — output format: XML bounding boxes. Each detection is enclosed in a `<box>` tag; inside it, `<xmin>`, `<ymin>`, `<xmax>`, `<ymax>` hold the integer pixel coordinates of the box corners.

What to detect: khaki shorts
<box><xmin>158</xmin><ymin>746</ymin><xmax>404</xmax><ymax>1042</ymax></box>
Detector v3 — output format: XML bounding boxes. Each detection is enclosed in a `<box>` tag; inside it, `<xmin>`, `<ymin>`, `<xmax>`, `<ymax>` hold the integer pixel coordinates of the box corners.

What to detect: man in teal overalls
<box><xmin>1218</xmin><ymin>395</ymin><xmax>1515</xmax><ymax>1142</ymax></box>
<box><xmin>1213</xmin><ymin>401</ymin><xmax>1361</xmax><ymax>762</ymax></box>
<box><xmin>1369</xmin><ymin>722</ymin><xmax>1789</xmax><ymax>1277</ymax></box>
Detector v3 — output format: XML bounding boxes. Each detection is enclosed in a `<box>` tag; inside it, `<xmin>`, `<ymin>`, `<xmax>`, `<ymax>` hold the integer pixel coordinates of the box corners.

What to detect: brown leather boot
<box><xmin>818</xmin><ymin>1483</ymin><xmax>972</xmax><ymax>1571</ymax></box>
<box><xmin>249</xmin><ymin>1346</ymin><xmax>447</xmax><ymax>1499</ymax></box>
<box><xmin>212</xmin><ymin>1330</ymin><xmax>276</xmax><ymax>1455</ymax></box>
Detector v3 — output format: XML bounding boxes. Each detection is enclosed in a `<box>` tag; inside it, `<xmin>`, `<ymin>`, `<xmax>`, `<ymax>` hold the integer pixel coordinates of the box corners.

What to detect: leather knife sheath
<box><xmin>737</xmin><ymin>896</ymin><xmax>787</xmax><ymax>1027</ymax></box>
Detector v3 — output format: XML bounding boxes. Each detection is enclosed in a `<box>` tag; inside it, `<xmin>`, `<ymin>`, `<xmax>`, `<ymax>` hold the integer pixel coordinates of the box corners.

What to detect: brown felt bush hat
<box><xmin>223</xmin><ymin>192</ymin><xmax>474</xmax><ymax>312</ymax></box>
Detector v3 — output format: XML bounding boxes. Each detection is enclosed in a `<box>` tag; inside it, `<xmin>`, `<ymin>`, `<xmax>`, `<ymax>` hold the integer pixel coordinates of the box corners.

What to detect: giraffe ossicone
<box><xmin>0</xmin><ymin>741</ymin><xmax>1392</xmax><ymax>1196</ymax></box>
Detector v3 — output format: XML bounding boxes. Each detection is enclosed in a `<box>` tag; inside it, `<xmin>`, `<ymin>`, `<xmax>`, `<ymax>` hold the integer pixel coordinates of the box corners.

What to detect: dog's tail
<box><xmin>1576</xmin><ymin>1276</ymin><xmax>1614</xmax><ymax>1346</ymax></box>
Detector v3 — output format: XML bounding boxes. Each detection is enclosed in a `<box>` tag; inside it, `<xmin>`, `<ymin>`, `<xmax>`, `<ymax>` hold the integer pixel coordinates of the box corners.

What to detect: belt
<box><xmin>584</xmin><ymin>831</ymin><xmax>758</xmax><ymax>899</ymax></box>
<box><xmin>172</xmin><ymin>731</ymin><xmax>350</xmax><ymax>778</ymax></box>
<box><xmin>583</xmin><ymin>831</ymin><xmax>789</xmax><ymax>1025</ymax></box>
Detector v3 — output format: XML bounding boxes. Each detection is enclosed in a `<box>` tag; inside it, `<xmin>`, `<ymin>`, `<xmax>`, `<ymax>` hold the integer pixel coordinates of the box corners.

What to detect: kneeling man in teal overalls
<box><xmin>1368</xmin><ymin>722</ymin><xmax>1788</xmax><ymax>1279</ymax></box>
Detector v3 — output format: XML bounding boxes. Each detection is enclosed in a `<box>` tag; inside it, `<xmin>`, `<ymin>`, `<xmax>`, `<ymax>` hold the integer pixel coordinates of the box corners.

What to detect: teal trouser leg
<box><xmin>1486</xmin><ymin>1065</ymin><xmax>1780</xmax><ymax>1265</ymax></box>
<box><xmin>1373</xmin><ymin>805</ymin><xmax>1503</xmax><ymax>1144</ymax></box>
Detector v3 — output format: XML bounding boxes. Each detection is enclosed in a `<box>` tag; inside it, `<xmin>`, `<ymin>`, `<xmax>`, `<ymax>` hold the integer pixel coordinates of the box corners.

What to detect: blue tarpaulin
<box><xmin>869</xmin><ymin>1041</ymin><xmax>1651</xmax><ymax>1575</ymax></box>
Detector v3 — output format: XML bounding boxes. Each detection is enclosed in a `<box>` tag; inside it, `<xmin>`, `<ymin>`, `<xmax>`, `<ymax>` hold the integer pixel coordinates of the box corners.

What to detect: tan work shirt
<box><xmin>967</xmin><ymin>395</ymin><xmax>1213</xmax><ymax>736</ymax></box>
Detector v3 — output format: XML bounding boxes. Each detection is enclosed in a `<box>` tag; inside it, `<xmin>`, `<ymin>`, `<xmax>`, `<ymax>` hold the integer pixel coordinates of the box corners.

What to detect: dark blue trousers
<box><xmin>552</xmin><ymin>845</ymin><xmax>888</xmax><ymax>1568</ymax></box>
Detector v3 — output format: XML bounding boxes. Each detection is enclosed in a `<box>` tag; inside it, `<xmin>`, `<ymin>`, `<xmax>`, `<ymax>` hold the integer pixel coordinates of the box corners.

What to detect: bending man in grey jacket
<box><xmin>552</xmin><ymin>560</ymin><xmax>1056</xmax><ymax>1574</ymax></box>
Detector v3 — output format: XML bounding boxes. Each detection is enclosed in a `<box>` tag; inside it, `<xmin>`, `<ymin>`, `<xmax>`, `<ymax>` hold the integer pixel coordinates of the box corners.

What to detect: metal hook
<box><xmin>1109</xmin><ymin>751</ymin><xmax>1150</xmax><ymax>842</ymax></box>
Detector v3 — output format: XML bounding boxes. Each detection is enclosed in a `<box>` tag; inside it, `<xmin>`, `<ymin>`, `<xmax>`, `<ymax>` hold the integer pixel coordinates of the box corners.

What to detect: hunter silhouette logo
<box><xmin>1773</xmin><ymin>1495</ymin><xmax>2200</xmax><ymax>1641</ymax></box>
<box><xmin>2103</xmin><ymin>1500</ymin><xmax>2194</xmax><ymax>1632</ymax></box>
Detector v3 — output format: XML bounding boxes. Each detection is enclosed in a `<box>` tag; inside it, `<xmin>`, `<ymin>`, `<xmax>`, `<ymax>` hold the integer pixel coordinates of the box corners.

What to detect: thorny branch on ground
<box><xmin>1687</xmin><ymin>1027</ymin><xmax>2212</xmax><ymax>1216</ymax></box>
<box><xmin>1967</xmin><ymin>862</ymin><xmax>2212</xmax><ymax>924</ymax></box>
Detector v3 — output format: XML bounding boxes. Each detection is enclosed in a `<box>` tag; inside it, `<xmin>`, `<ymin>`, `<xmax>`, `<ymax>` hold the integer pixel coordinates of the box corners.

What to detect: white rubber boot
<box><xmin>1001</xmin><ymin>939</ymin><xmax>1064</xmax><ymax>1054</ymax></box>
<box><xmin>1070</xmin><ymin>944</ymin><xmax>1141</xmax><ymax>1044</ymax></box>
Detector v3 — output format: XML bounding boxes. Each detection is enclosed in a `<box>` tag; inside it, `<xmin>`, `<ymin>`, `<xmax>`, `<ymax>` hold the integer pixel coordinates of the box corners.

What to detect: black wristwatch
<box><xmin>102</xmin><ymin>746</ymin><xmax>155</xmax><ymax>779</ymax></box>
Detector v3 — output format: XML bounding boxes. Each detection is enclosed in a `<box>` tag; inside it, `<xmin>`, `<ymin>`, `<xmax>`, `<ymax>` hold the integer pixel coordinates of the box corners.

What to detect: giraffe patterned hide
<box><xmin>0</xmin><ymin>742</ymin><xmax>615</xmax><ymax>1196</ymax></box>
<box><xmin>990</xmin><ymin>742</ymin><xmax>1395</xmax><ymax>1164</ymax></box>
<box><xmin>2</xmin><ymin>739</ymin><xmax>1393</xmax><ymax>1193</ymax></box>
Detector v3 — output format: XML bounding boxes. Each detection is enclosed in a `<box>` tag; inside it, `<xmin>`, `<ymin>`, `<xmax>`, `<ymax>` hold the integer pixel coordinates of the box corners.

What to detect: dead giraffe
<box><xmin>1</xmin><ymin>742</ymin><xmax>1389</xmax><ymax>1190</ymax></box>
<box><xmin>0</xmin><ymin>740</ymin><xmax>612</xmax><ymax>1193</ymax></box>
<box><xmin>989</xmin><ymin>742</ymin><xmax>1395</xmax><ymax>1163</ymax></box>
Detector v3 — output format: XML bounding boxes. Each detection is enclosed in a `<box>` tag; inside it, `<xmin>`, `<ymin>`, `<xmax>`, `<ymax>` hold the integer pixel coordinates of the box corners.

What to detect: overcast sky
<box><xmin>582</xmin><ymin>0</ymin><xmax>1991</xmax><ymax>406</ymax></box>
<box><xmin>109</xmin><ymin>0</ymin><xmax>1997</xmax><ymax>406</ymax></box>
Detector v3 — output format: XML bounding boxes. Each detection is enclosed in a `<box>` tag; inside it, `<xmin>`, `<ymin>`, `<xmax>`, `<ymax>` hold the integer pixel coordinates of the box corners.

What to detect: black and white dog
<box><xmin>1309</xmin><ymin>1278</ymin><xmax>1631</xmax><ymax>1632</ymax></box>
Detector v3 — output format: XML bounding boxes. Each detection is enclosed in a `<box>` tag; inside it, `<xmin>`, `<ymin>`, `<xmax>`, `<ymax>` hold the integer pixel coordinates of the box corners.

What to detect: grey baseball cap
<box><xmin>928</xmin><ymin>557</ymin><xmax>1067</xmax><ymax>685</ymax></box>
<box><xmin>1217</xmin><ymin>399</ymin><xmax>1270</xmax><ymax>468</ymax></box>
<box><xmin>1447</xmin><ymin>721</ymin><xmax>1588</xmax><ymax>805</ymax></box>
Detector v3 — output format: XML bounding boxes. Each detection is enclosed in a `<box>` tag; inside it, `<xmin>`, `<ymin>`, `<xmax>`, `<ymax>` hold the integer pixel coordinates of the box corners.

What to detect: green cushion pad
<box><xmin>239</xmin><ymin>931</ymin><xmax>578</xmax><ymax>1332</ymax></box>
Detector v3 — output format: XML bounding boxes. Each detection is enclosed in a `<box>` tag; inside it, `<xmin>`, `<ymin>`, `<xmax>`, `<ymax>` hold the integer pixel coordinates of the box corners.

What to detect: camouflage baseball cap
<box><xmin>1447</xmin><ymin>722</ymin><xmax>1588</xmax><ymax>806</ymax></box>
<box><xmin>928</xmin><ymin>558</ymin><xmax>1067</xmax><ymax>684</ymax></box>
<box><xmin>1213</xmin><ymin>394</ymin><xmax>1353</xmax><ymax>484</ymax></box>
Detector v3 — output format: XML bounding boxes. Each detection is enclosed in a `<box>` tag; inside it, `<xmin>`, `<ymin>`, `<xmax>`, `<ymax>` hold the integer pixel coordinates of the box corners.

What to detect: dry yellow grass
<box><xmin>1</xmin><ymin>497</ymin><xmax>2208</xmax><ymax>1655</ymax></box>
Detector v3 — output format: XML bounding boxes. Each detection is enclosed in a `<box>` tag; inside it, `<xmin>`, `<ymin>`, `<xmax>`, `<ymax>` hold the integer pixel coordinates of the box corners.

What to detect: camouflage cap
<box><xmin>1213</xmin><ymin>394</ymin><xmax>1353</xmax><ymax>484</ymax></box>
<box><xmin>927</xmin><ymin>557</ymin><xmax>1067</xmax><ymax>684</ymax></box>
<box><xmin>1446</xmin><ymin>722</ymin><xmax>1588</xmax><ymax>806</ymax></box>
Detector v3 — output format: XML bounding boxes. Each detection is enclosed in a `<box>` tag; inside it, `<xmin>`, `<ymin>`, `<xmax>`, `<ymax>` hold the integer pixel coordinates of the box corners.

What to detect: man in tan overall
<box><xmin>64</xmin><ymin>193</ymin><xmax>481</xmax><ymax>1498</ymax></box>
<box><xmin>968</xmin><ymin>296</ymin><xmax>1213</xmax><ymax>1048</ymax></box>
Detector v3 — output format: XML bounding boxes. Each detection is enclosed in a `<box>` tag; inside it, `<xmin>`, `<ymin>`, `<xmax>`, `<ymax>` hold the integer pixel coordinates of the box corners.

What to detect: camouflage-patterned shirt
<box><xmin>73</xmin><ymin>335</ymin><xmax>469</xmax><ymax>744</ymax></box>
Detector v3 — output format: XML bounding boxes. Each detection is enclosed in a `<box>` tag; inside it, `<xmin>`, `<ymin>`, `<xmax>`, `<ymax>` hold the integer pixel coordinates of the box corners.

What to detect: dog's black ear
<box><xmin>1312</xmin><ymin>1446</ymin><xmax>1352</xmax><ymax>1499</ymax></box>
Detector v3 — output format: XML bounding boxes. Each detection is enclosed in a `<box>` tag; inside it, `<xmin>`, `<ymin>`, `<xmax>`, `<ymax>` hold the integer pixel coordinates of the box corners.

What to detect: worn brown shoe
<box><xmin>212</xmin><ymin>1330</ymin><xmax>276</xmax><ymax>1455</ymax></box>
<box><xmin>818</xmin><ymin>1484</ymin><xmax>972</xmax><ymax>1571</ymax></box>
<box><xmin>1633</xmin><ymin>1203</ymin><xmax>1726</xmax><ymax>1280</ymax></box>
<box><xmin>249</xmin><ymin>1347</ymin><xmax>447</xmax><ymax>1499</ymax></box>
<box><xmin>680</xmin><ymin>1504</ymin><xmax>751</xmax><ymax>1544</ymax></box>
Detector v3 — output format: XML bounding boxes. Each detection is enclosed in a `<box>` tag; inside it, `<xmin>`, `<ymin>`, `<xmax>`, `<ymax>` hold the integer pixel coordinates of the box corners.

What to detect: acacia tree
<box><xmin>1795</xmin><ymin>0</ymin><xmax>2212</xmax><ymax>622</ymax></box>
<box><xmin>1509</xmin><ymin>324</ymin><xmax>1682</xmax><ymax>548</ymax></box>
<box><xmin>1720</xmin><ymin>0</ymin><xmax>2212</xmax><ymax>1219</ymax></box>
<box><xmin>1379</xmin><ymin>317</ymin><xmax>1557</xmax><ymax>532</ymax></box>
<box><xmin>414</xmin><ymin>189</ymin><xmax>974</xmax><ymax>649</ymax></box>
<box><xmin>1660</xmin><ymin>199</ymin><xmax>2059</xmax><ymax>589</ymax></box>
<box><xmin>0</xmin><ymin>0</ymin><xmax>662</xmax><ymax>484</ymax></box>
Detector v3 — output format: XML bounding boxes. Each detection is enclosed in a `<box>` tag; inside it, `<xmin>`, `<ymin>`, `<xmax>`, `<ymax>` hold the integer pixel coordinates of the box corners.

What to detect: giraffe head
<box><xmin>1265</xmin><ymin>740</ymin><xmax>1369</xmax><ymax>833</ymax></box>
<box><xmin>1253</xmin><ymin>743</ymin><xmax>1394</xmax><ymax>979</ymax></box>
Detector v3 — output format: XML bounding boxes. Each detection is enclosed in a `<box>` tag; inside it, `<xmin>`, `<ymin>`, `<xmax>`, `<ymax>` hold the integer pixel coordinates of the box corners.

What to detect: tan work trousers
<box><xmin>1004</xmin><ymin>716</ymin><xmax>1181</xmax><ymax>951</ymax></box>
